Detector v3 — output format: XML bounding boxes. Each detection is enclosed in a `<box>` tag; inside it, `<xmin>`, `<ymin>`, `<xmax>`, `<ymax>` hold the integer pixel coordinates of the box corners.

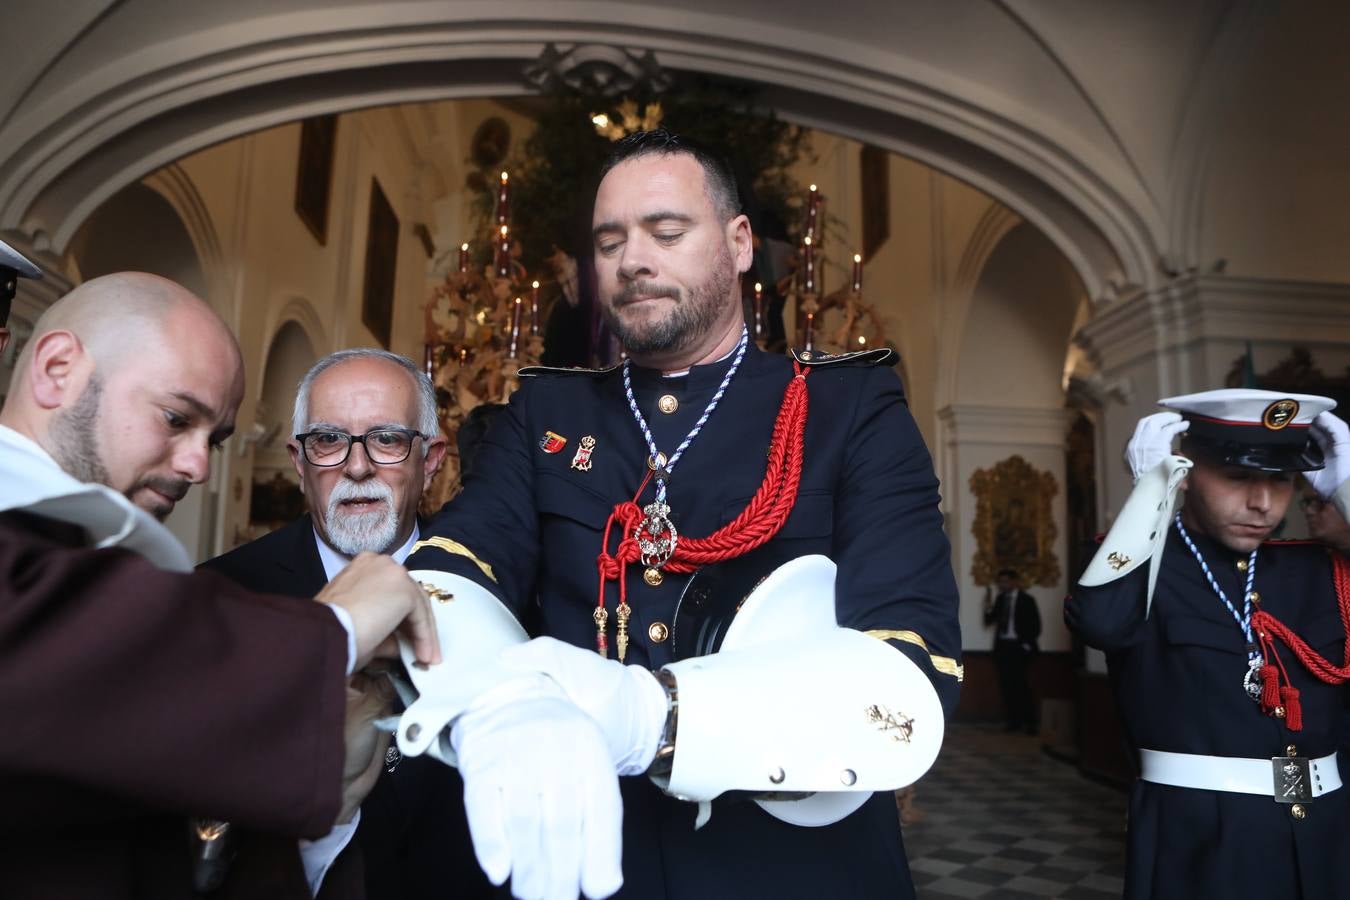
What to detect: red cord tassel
<box><xmin>1259</xmin><ymin>664</ymin><xmax>1281</xmax><ymax>711</ymax></box>
<box><xmin>1280</xmin><ymin>686</ymin><xmax>1302</xmax><ymax>731</ymax></box>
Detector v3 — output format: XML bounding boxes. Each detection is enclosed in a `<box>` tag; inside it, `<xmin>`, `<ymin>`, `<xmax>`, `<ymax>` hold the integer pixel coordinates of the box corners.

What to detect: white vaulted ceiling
<box><xmin>0</xmin><ymin>0</ymin><xmax>1342</xmax><ymax>295</ymax></box>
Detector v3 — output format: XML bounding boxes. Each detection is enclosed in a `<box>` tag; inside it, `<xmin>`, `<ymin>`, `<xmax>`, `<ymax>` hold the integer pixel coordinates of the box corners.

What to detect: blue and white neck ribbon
<box><xmin>622</xmin><ymin>326</ymin><xmax>749</xmax><ymax>505</ymax></box>
<box><xmin>1174</xmin><ymin>513</ymin><xmax>1263</xmax><ymax>699</ymax></box>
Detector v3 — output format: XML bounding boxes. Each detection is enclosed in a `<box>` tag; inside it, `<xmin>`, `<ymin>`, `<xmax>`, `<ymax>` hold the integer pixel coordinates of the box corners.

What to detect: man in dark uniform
<box><xmin>401</xmin><ymin>130</ymin><xmax>963</xmax><ymax>899</ymax></box>
<box><xmin>985</xmin><ymin>568</ymin><xmax>1041</xmax><ymax>733</ymax></box>
<box><xmin>1067</xmin><ymin>388</ymin><xmax>1350</xmax><ymax>899</ymax></box>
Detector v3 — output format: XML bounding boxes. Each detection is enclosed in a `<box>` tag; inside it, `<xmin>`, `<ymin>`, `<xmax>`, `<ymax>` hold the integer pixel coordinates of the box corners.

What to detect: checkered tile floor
<box><xmin>902</xmin><ymin>725</ymin><xmax>1127</xmax><ymax>899</ymax></box>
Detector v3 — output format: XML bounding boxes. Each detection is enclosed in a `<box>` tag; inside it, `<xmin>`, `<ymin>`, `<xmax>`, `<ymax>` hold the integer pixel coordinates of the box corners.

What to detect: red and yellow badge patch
<box><xmin>539</xmin><ymin>431</ymin><xmax>568</xmax><ymax>453</ymax></box>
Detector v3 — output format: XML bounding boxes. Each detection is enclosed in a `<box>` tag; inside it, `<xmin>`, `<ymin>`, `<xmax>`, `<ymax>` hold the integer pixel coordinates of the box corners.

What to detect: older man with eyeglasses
<box><xmin>1301</xmin><ymin>488</ymin><xmax>1350</xmax><ymax>555</ymax></box>
<box><xmin>203</xmin><ymin>348</ymin><xmax>494</xmax><ymax>900</ymax></box>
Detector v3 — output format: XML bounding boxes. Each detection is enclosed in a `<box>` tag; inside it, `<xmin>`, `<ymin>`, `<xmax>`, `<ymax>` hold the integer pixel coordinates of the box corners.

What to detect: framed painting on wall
<box><xmin>294</xmin><ymin>115</ymin><xmax>338</xmax><ymax>245</ymax></box>
<box><xmin>970</xmin><ymin>454</ymin><xmax>1061</xmax><ymax>588</ymax></box>
<box><xmin>361</xmin><ymin>178</ymin><xmax>399</xmax><ymax>348</ymax></box>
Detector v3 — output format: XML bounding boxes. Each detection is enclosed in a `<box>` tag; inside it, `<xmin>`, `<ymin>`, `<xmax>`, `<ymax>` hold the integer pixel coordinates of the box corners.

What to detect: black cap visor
<box><xmin>1184</xmin><ymin>437</ymin><xmax>1325</xmax><ymax>473</ymax></box>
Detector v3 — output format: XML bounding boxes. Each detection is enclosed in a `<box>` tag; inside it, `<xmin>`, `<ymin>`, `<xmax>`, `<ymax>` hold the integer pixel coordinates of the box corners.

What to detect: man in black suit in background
<box><xmin>984</xmin><ymin>568</ymin><xmax>1042</xmax><ymax>734</ymax></box>
<box><xmin>204</xmin><ymin>348</ymin><xmax>493</xmax><ymax>899</ymax></box>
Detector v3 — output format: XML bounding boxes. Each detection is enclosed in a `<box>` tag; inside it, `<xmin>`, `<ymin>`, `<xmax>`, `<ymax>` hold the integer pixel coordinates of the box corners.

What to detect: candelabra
<box><xmin>774</xmin><ymin>183</ymin><xmax>888</xmax><ymax>355</ymax></box>
<box><xmin>421</xmin><ymin>170</ymin><xmax>547</xmax><ymax>510</ymax></box>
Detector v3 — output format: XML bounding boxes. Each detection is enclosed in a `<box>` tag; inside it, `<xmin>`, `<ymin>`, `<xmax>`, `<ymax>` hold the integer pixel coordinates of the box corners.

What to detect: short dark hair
<box><xmin>598</xmin><ymin>129</ymin><xmax>741</xmax><ymax>222</ymax></box>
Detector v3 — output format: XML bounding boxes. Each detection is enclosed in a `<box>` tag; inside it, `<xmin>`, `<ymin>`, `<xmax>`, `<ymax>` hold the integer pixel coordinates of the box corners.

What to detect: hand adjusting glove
<box><xmin>1307</xmin><ymin>411</ymin><xmax>1350</xmax><ymax>499</ymax></box>
<box><xmin>501</xmin><ymin>637</ymin><xmax>668</xmax><ymax>776</ymax></box>
<box><xmin>451</xmin><ymin>673</ymin><xmax>624</xmax><ymax>900</ymax></box>
<box><xmin>1125</xmin><ymin>412</ymin><xmax>1189</xmax><ymax>481</ymax></box>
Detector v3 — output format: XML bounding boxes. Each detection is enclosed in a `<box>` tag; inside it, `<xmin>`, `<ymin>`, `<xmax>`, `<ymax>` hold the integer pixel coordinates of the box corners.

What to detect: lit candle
<box><xmin>423</xmin><ymin>343</ymin><xmax>435</xmax><ymax>380</ymax></box>
<box><xmin>508</xmin><ymin>297</ymin><xmax>523</xmax><ymax>358</ymax></box>
<box><xmin>497</xmin><ymin>171</ymin><xmax>510</xmax><ymax>225</ymax></box>
<box><xmin>804</xmin><ymin>310</ymin><xmax>815</xmax><ymax>351</ymax></box>
<box><xmin>459</xmin><ymin>347</ymin><xmax>469</xmax><ymax>365</ymax></box>
<box><xmin>753</xmin><ymin>281</ymin><xmax>764</xmax><ymax>340</ymax></box>
<box><xmin>852</xmin><ymin>253</ymin><xmax>863</xmax><ymax>293</ymax></box>
<box><xmin>857</xmin><ymin>334</ymin><xmax>867</xmax><ymax>348</ymax></box>
<box><xmin>802</xmin><ymin>235</ymin><xmax>816</xmax><ymax>295</ymax></box>
<box><xmin>497</xmin><ymin>224</ymin><xmax>510</xmax><ymax>278</ymax></box>
<box><xmin>530</xmin><ymin>280</ymin><xmax>541</xmax><ymax>335</ymax></box>
<box><xmin>459</xmin><ymin>242</ymin><xmax>470</xmax><ymax>273</ymax></box>
<box><xmin>805</xmin><ymin>183</ymin><xmax>819</xmax><ymax>242</ymax></box>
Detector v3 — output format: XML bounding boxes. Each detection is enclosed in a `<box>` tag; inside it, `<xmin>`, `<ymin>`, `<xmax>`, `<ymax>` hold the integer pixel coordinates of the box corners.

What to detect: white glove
<box><xmin>451</xmin><ymin>674</ymin><xmax>624</xmax><ymax>900</ymax></box>
<box><xmin>1308</xmin><ymin>411</ymin><xmax>1350</xmax><ymax>498</ymax></box>
<box><xmin>501</xmin><ymin>637</ymin><xmax>668</xmax><ymax>776</ymax></box>
<box><xmin>1125</xmin><ymin>412</ymin><xmax>1189</xmax><ymax>481</ymax></box>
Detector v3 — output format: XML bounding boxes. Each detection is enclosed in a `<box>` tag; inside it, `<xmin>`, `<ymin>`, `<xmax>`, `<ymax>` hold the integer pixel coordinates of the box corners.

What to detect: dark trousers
<box><xmin>993</xmin><ymin>639</ymin><xmax>1036</xmax><ymax>729</ymax></box>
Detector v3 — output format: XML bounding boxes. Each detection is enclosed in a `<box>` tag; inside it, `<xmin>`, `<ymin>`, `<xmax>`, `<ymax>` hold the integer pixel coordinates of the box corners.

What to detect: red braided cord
<box><xmin>597</xmin><ymin>364</ymin><xmax>811</xmax><ymax>596</ymax></box>
<box><xmin>1250</xmin><ymin>551</ymin><xmax>1350</xmax><ymax>685</ymax></box>
<box><xmin>664</xmin><ymin>367</ymin><xmax>810</xmax><ymax>571</ymax></box>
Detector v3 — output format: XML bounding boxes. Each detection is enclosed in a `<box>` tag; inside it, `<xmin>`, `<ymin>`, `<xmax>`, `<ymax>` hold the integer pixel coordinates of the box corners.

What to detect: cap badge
<box><xmin>539</xmin><ymin>431</ymin><xmax>568</xmax><ymax>453</ymax></box>
<box><xmin>1262</xmin><ymin>399</ymin><xmax>1299</xmax><ymax>431</ymax></box>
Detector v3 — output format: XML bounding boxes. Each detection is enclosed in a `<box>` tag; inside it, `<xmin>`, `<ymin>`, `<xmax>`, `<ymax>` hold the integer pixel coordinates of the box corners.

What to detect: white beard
<box><xmin>323</xmin><ymin>478</ymin><xmax>400</xmax><ymax>556</ymax></box>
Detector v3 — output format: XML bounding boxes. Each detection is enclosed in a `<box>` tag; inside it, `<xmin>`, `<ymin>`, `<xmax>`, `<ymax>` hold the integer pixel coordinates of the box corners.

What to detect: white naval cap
<box><xmin>1159</xmin><ymin>387</ymin><xmax>1336</xmax><ymax>472</ymax></box>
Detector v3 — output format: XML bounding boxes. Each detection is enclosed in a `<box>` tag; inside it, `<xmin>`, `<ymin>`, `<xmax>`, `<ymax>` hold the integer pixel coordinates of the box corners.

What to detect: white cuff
<box><xmin>298</xmin><ymin>809</ymin><xmax>360</xmax><ymax>896</ymax></box>
<box><xmin>326</xmin><ymin>604</ymin><xmax>358</xmax><ymax>676</ymax></box>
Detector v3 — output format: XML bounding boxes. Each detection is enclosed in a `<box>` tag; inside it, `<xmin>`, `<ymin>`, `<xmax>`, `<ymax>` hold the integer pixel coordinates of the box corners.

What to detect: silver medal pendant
<box><xmin>1243</xmin><ymin>657</ymin><xmax>1263</xmax><ymax>702</ymax></box>
<box><xmin>635</xmin><ymin>500</ymin><xmax>678</xmax><ymax>567</ymax></box>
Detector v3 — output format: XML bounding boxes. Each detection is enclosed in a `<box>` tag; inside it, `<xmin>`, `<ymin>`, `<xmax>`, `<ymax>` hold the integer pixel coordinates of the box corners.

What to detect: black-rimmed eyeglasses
<box><xmin>295</xmin><ymin>428</ymin><xmax>427</xmax><ymax>467</ymax></box>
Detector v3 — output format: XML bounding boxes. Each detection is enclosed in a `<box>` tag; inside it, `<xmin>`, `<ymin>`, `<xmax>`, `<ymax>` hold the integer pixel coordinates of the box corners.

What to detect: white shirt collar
<box><xmin>312</xmin><ymin>521</ymin><xmax>421</xmax><ymax>582</ymax></box>
<box><xmin>0</xmin><ymin>424</ymin><xmax>191</xmax><ymax>571</ymax></box>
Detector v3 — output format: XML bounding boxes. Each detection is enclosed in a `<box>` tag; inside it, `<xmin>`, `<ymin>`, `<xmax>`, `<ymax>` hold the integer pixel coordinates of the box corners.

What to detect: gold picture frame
<box><xmin>970</xmin><ymin>455</ymin><xmax>1060</xmax><ymax>587</ymax></box>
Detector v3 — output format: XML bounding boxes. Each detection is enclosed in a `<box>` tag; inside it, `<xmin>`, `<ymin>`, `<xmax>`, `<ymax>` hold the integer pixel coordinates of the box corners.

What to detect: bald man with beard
<box><xmin>0</xmin><ymin>272</ymin><xmax>439</xmax><ymax>900</ymax></box>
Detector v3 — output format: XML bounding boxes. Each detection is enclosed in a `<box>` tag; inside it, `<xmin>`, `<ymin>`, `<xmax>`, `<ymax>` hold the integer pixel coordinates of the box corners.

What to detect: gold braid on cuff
<box><xmin>865</xmin><ymin>629</ymin><xmax>964</xmax><ymax>682</ymax></box>
<box><xmin>410</xmin><ymin>537</ymin><xmax>497</xmax><ymax>583</ymax></box>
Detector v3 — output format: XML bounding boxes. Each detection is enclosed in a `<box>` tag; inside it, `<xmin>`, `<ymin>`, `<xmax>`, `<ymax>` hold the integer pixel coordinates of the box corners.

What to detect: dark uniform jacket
<box><xmin>407</xmin><ymin>343</ymin><xmax>963</xmax><ymax>900</ymax></box>
<box><xmin>202</xmin><ymin>516</ymin><xmax>494</xmax><ymax>900</ymax></box>
<box><xmin>0</xmin><ymin>511</ymin><xmax>348</xmax><ymax>900</ymax></box>
<box><xmin>1067</xmin><ymin>527</ymin><xmax>1350</xmax><ymax>900</ymax></box>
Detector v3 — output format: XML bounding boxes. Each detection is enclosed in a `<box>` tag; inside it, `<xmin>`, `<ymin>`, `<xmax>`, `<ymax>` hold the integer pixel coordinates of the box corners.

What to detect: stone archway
<box><xmin>0</xmin><ymin>7</ymin><xmax>1172</xmax><ymax>306</ymax></box>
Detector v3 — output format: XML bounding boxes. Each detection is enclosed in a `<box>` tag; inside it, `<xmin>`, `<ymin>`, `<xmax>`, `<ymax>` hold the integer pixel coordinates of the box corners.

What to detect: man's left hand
<box><xmin>501</xmin><ymin>637</ymin><xmax>668</xmax><ymax>775</ymax></box>
<box><xmin>1308</xmin><ymin>411</ymin><xmax>1350</xmax><ymax>498</ymax></box>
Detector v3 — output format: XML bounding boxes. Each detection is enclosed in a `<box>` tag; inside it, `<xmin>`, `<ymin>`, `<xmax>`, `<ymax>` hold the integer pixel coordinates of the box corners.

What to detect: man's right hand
<box><xmin>1125</xmin><ymin>412</ymin><xmax>1189</xmax><ymax>481</ymax></box>
<box><xmin>315</xmin><ymin>553</ymin><xmax>440</xmax><ymax>670</ymax></box>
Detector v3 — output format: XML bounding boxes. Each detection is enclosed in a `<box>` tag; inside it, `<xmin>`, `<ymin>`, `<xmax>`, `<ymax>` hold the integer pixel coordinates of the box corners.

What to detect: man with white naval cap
<box><xmin>1068</xmin><ymin>388</ymin><xmax>1350</xmax><ymax>899</ymax></box>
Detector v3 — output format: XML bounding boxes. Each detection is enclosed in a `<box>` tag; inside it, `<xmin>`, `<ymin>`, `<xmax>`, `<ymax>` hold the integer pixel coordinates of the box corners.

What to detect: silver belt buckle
<box><xmin>1272</xmin><ymin>755</ymin><xmax>1313</xmax><ymax>803</ymax></box>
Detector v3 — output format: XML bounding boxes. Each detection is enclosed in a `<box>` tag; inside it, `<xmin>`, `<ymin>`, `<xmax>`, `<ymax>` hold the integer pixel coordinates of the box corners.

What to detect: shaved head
<box><xmin>17</xmin><ymin>272</ymin><xmax>239</xmax><ymax>376</ymax></box>
<box><xmin>2</xmin><ymin>272</ymin><xmax>245</xmax><ymax>519</ymax></box>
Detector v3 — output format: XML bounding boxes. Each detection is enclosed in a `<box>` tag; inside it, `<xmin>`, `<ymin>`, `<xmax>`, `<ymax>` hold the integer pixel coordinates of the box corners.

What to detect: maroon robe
<box><xmin>0</xmin><ymin>510</ymin><xmax>349</xmax><ymax>899</ymax></box>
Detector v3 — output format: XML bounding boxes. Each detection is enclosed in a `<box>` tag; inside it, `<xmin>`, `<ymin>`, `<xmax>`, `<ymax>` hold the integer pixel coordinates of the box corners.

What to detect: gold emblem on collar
<box><xmin>1263</xmin><ymin>398</ymin><xmax>1299</xmax><ymax>430</ymax></box>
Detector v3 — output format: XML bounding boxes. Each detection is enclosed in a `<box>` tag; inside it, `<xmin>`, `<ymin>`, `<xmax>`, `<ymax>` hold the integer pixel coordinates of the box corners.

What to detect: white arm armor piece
<box><xmin>661</xmin><ymin>628</ymin><xmax>944</xmax><ymax>827</ymax></box>
<box><xmin>1079</xmin><ymin>454</ymin><xmax>1192</xmax><ymax>617</ymax></box>
<box><xmin>1333</xmin><ymin>478</ymin><xmax>1350</xmax><ymax>523</ymax></box>
<box><xmin>393</xmin><ymin>570</ymin><xmax>529</xmax><ymax>765</ymax></box>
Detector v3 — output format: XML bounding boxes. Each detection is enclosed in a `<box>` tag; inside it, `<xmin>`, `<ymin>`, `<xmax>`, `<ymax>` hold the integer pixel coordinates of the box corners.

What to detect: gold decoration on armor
<box><xmin>419</xmin><ymin>583</ymin><xmax>456</xmax><ymax>604</ymax></box>
<box><xmin>865</xmin><ymin>704</ymin><xmax>915</xmax><ymax>743</ymax></box>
